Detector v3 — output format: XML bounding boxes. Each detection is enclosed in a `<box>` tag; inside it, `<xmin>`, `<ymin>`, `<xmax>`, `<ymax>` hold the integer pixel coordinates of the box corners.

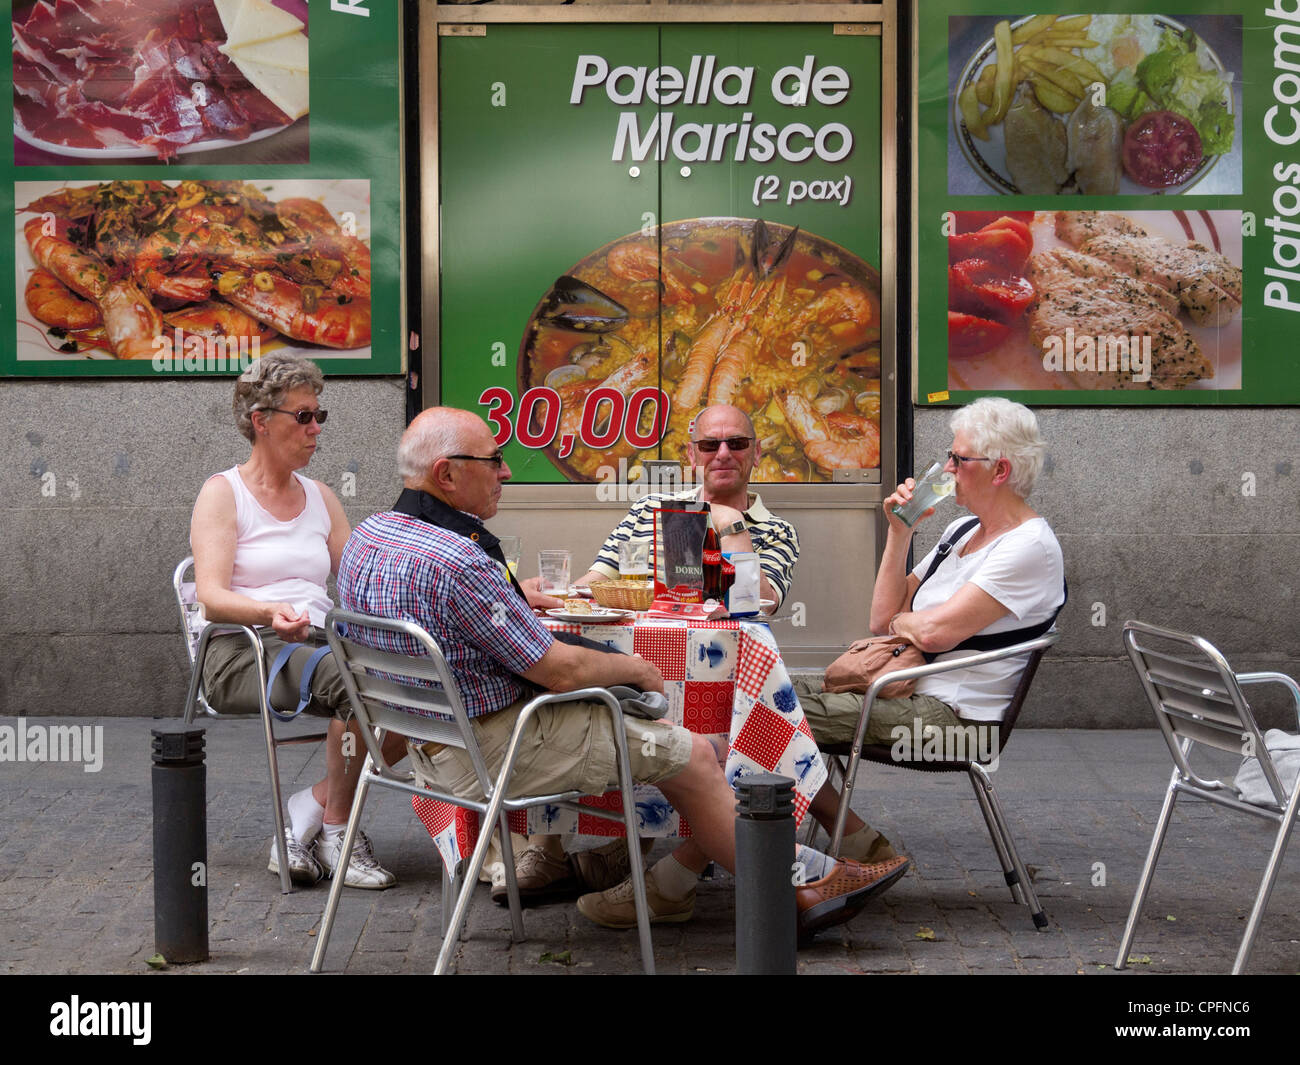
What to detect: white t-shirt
<box><xmin>910</xmin><ymin>516</ymin><xmax>1064</xmax><ymax>722</ymax></box>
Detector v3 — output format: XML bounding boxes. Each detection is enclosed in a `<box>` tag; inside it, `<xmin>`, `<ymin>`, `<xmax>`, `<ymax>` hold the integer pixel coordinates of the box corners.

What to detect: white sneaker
<box><xmin>268</xmin><ymin>828</ymin><xmax>324</xmax><ymax>885</ymax></box>
<box><xmin>316</xmin><ymin>829</ymin><xmax>397</xmax><ymax>890</ymax></box>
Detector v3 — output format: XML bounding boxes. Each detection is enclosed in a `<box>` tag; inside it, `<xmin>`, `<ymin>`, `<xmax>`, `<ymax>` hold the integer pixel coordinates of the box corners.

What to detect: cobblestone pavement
<box><xmin>2</xmin><ymin>717</ymin><xmax>1297</xmax><ymax>977</ymax></box>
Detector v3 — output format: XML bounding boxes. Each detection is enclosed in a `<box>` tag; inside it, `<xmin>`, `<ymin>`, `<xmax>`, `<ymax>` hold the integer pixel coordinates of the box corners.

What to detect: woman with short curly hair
<box><xmin>191</xmin><ymin>353</ymin><xmax>406</xmax><ymax>890</ymax></box>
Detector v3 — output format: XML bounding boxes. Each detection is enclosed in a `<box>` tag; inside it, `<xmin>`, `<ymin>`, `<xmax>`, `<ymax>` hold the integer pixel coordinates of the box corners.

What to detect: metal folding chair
<box><xmin>310</xmin><ymin>608</ymin><xmax>656</xmax><ymax>975</ymax></box>
<box><xmin>1116</xmin><ymin>621</ymin><xmax>1300</xmax><ymax>974</ymax></box>
<box><xmin>815</xmin><ymin>632</ymin><xmax>1059</xmax><ymax>930</ymax></box>
<box><xmin>173</xmin><ymin>556</ymin><xmax>329</xmax><ymax>893</ymax></box>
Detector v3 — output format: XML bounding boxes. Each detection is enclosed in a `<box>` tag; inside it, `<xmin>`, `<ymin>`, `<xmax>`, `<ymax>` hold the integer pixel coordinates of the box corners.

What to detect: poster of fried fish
<box><xmin>437</xmin><ymin>23</ymin><xmax>884</xmax><ymax>484</ymax></box>
<box><xmin>916</xmin><ymin>3</ymin><xmax>1300</xmax><ymax>405</ymax></box>
<box><xmin>2</xmin><ymin>0</ymin><xmax>402</xmax><ymax>377</ymax></box>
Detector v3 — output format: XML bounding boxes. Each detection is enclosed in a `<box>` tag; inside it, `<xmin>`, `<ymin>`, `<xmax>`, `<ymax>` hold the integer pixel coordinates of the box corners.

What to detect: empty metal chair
<box><xmin>816</xmin><ymin>632</ymin><xmax>1059</xmax><ymax>930</ymax></box>
<box><xmin>1117</xmin><ymin>621</ymin><xmax>1300</xmax><ymax>974</ymax></box>
<box><xmin>173</xmin><ymin>556</ymin><xmax>328</xmax><ymax>893</ymax></box>
<box><xmin>311</xmin><ymin>608</ymin><xmax>656</xmax><ymax>975</ymax></box>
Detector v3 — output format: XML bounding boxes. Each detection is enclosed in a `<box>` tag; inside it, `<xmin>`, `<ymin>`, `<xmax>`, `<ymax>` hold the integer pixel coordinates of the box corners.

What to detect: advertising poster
<box><xmin>438</xmin><ymin>23</ymin><xmax>883</xmax><ymax>483</ymax></box>
<box><xmin>917</xmin><ymin>3</ymin><xmax>1297</xmax><ymax>405</ymax></box>
<box><xmin>2</xmin><ymin>0</ymin><xmax>403</xmax><ymax>376</ymax></box>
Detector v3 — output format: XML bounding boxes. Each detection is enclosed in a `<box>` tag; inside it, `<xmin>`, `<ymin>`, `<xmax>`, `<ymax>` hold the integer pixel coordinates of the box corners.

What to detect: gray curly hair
<box><xmin>233</xmin><ymin>354</ymin><xmax>325</xmax><ymax>442</ymax></box>
<box><xmin>949</xmin><ymin>397</ymin><xmax>1047</xmax><ymax>498</ymax></box>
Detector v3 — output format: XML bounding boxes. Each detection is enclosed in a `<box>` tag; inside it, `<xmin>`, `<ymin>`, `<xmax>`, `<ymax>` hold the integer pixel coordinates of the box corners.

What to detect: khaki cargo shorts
<box><xmin>407</xmin><ymin>695</ymin><xmax>693</xmax><ymax>802</ymax></box>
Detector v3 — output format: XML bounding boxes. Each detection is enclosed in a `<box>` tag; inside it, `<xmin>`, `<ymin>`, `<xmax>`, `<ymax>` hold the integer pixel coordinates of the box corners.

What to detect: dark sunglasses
<box><xmin>448</xmin><ymin>452</ymin><xmax>506</xmax><ymax>468</ymax></box>
<box><xmin>269</xmin><ymin>407</ymin><xmax>328</xmax><ymax>425</ymax></box>
<box><xmin>947</xmin><ymin>450</ymin><xmax>991</xmax><ymax>466</ymax></box>
<box><xmin>692</xmin><ymin>436</ymin><xmax>754</xmax><ymax>453</ymax></box>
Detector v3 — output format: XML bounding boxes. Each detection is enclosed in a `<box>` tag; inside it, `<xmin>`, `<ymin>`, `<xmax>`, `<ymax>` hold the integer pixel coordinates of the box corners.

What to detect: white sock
<box><xmin>320</xmin><ymin>822</ymin><xmax>345</xmax><ymax>844</ymax></box>
<box><xmin>650</xmin><ymin>855</ymin><xmax>699</xmax><ymax>900</ymax></box>
<box><xmin>288</xmin><ymin>788</ymin><xmax>325</xmax><ymax>845</ymax></box>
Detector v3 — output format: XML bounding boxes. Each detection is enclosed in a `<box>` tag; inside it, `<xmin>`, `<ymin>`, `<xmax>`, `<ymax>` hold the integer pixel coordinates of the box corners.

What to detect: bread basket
<box><xmin>589</xmin><ymin>579</ymin><xmax>654</xmax><ymax>611</ymax></box>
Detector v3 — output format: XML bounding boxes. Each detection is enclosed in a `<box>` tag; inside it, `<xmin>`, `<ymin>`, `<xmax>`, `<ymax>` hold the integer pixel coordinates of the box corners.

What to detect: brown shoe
<box><xmin>576</xmin><ymin>868</ymin><xmax>694</xmax><ymax>929</ymax></box>
<box><xmin>570</xmin><ymin>837</ymin><xmax>654</xmax><ymax>892</ymax></box>
<box><xmin>795</xmin><ymin>856</ymin><xmax>909</xmax><ymax>943</ymax></box>
<box><xmin>491</xmin><ymin>844</ymin><xmax>579</xmax><ymax>906</ymax></box>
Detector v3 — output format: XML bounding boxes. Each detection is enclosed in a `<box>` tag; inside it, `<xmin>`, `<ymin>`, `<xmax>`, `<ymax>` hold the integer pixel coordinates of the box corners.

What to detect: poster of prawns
<box><xmin>437</xmin><ymin>22</ymin><xmax>885</xmax><ymax>484</ymax></box>
<box><xmin>3</xmin><ymin>0</ymin><xmax>402</xmax><ymax>377</ymax></box>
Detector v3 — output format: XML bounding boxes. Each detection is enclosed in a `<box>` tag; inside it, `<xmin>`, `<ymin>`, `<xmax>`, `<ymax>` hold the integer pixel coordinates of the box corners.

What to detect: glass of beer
<box><xmin>618</xmin><ymin>539</ymin><xmax>652</xmax><ymax>582</ymax></box>
<box><xmin>891</xmin><ymin>461</ymin><xmax>956</xmax><ymax>527</ymax></box>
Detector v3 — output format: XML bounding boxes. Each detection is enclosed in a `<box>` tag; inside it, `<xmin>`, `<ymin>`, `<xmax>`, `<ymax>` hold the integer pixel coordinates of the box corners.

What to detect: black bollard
<box><xmin>152</xmin><ymin>725</ymin><xmax>208</xmax><ymax>963</ymax></box>
<box><xmin>734</xmin><ymin>772</ymin><xmax>796</xmax><ymax>974</ymax></box>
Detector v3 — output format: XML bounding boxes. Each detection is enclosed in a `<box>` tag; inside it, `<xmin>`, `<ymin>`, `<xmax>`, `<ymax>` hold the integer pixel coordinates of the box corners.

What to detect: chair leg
<box><xmin>609</xmin><ymin>707</ymin><xmax>654</xmax><ymax>975</ymax></box>
<box><xmin>260</xmin><ymin>706</ymin><xmax>293</xmax><ymax>895</ymax></box>
<box><xmin>1233</xmin><ymin>795</ymin><xmax>1300</xmax><ymax>974</ymax></box>
<box><xmin>967</xmin><ymin>766</ymin><xmax>1023</xmax><ymax>905</ymax></box>
<box><xmin>496</xmin><ymin>818</ymin><xmax>527</xmax><ymax>942</ymax></box>
<box><xmin>440</xmin><ymin>860</ymin><xmax>464</xmax><ymax>938</ymax></box>
<box><xmin>799</xmin><ymin>756</ymin><xmax>842</xmax><ymax>850</ymax></box>
<box><xmin>969</xmin><ymin>763</ymin><xmax>1047</xmax><ymax>930</ymax></box>
<box><xmin>310</xmin><ymin>764</ymin><xmax>373</xmax><ymax>972</ymax></box>
<box><xmin>1114</xmin><ymin>772</ymin><xmax>1180</xmax><ymax>970</ymax></box>
<box><xmin>829</xmin><ymin>749</ymin><xmax>866</xmax><ymax>858</ymax></box>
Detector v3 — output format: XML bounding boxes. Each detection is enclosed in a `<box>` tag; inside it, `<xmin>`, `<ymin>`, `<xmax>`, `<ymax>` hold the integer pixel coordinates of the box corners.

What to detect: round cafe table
<box><xmin>412</xmin><ymin>612</ymin><xmax>829</xmax><ymax>871</ymax></box>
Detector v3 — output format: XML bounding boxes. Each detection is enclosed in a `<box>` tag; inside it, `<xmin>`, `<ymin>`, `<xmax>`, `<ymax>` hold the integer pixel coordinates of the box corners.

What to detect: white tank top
<box><xmin>214</xmin><ymin>466</ymin><xmax>334</xmax><ymax>626</ymax></box>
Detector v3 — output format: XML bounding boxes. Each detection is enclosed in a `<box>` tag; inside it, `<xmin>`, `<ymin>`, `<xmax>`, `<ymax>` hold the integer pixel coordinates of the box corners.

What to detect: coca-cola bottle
<box><xmin>703</xmin><ymin>526</ymin><xmax>722</xmax><ymax>601</ymax></box>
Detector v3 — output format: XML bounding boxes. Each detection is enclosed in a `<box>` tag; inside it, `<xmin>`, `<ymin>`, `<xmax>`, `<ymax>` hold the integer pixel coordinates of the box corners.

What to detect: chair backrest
<box><xmin>173</xmin><ymin>555</ymin><xmax>205</xmax><ymax>665</ymax></box>
<box><xmin>1123</xmin><ymin>620</ymin><xmax>1284</xmax><ymax>806</ymax></box>
<box><xmin>997</xmin><ymin>644</ymin><xmax>1049</xmax><ymax>752</ymax></box>
<box><xmin>324</xmin><ymin>608</ymin><xmax>498</xmax><ymax>798</ymax></box>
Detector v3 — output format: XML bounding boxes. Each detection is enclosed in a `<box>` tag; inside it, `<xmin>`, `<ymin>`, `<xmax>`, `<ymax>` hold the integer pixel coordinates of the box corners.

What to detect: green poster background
<box><xmin>916</xmin><ymin>1</ymin><xmax>1295</xmax><ymax>406</ymax></box>
<box><xmin>439</xmin><ymin>22</ymin><xmax>882</xmax><ymax>483</ymax></box>
<box><xmin>2</xmin><ymin>0</ymin><xmax>403</xmax><ymax>376</ymax></box>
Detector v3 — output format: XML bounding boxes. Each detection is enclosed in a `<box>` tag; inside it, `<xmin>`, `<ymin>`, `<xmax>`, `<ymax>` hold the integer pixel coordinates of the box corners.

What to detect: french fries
<box><xmin>958</xmin><ymin>14</ymin><xmax>1105</xmax><ymax>135</ymax></box>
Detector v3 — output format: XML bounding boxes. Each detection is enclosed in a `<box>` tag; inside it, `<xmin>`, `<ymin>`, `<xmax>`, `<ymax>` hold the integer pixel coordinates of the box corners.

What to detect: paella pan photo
<box><xmin>517</xmin><ymin>218</ymin><xmax>882</xmax><ymax>484</ymax></box>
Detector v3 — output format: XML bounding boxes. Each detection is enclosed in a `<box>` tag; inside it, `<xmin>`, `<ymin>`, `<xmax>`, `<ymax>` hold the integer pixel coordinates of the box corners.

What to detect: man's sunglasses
<box><xmin>692</xmin><ymin>436</ymin><xmax>754</xmax><ymax>453</ymax></box>
<box><xmin>448</xmin><ymin>452</ymin><xmax>506</xmax><ymax>468</ymax></box>
<box><xmin>269</xmin><ymin>407</ymin><xmax>328</xmax><ymax>425</ymax></box>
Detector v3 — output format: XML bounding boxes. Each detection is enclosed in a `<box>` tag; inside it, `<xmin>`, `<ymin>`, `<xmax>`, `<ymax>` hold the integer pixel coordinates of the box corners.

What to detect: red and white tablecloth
<box><xmin>412</xmin><ymin>615</ymin><xmax>828</xmax><ymax>871</ymax></box>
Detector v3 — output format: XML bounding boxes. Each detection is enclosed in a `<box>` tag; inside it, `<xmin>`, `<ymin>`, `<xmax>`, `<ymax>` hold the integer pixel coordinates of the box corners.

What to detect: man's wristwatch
<box><xmin>716</xmin><ymin>519</ymin><xmax>747</xmax><ymax>537</ymax></box>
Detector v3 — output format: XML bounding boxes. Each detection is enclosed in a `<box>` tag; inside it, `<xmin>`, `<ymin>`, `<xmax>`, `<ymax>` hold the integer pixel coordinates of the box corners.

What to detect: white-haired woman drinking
<box><xmin>191</xmin><ymin>353</ymin><xmax>406</xmax><ymax>888</ymax></box>
<box><xmin>796</xmin><ymin>397</ymin><xmax>1065</xmax><ymax>862</ymax></box>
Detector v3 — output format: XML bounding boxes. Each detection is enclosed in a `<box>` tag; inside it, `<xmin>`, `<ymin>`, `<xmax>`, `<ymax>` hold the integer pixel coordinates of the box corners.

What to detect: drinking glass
<box><xmin>537</xmin><ymin>550</ymin><xmax>571</xmax><ymax>595</ymax></box>
<box><xmin>891</xmin><ymin>461</ymin><xmax>956</xmax><ymax>527</ymax></box>
<box><xmin>618</xmin><ymin>540</ymin><xmax>652</xmax><ymax>582</ymax></box>
<box><xmin>498</xmin><ymin>535</ymin><xmax>521</xmax><ymax>577</ymax></box>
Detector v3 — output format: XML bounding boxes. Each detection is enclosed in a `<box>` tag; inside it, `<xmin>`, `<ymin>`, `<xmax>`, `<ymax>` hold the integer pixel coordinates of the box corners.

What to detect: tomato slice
<box><xmin>949</xmin><ymin>258</ymin><xmax>1035</xmax><ymax>323</ymax></box>
<box><xmin>1122</xmin><ymin>110</ymin><xmax>1203</xmax><ymax>188</ymax></box>
<box><xmin>948</xmin><ymin>226</ymin><xmax>1031</xmax><ymax>270</ymax></box>
<box><xmin>953</xmin><ymin>211</ymin><xmax>1035</xmax><ymax>235</ymax></box>
<box><xmin>949</xmin><ymin>310</ymin><xmax>1010</xmax><ymax>358</ymax></box>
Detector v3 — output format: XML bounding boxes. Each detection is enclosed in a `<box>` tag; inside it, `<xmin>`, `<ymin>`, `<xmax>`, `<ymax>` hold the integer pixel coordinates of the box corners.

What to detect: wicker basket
<box><xmin>589</xmin><ymin>579</ymin><xmax>655</xmax><ymax>612</ymax></box>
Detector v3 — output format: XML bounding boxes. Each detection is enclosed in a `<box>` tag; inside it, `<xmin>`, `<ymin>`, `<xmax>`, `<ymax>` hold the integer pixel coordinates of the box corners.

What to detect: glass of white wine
<box><xmin>891</xmin><ymin>462</ymin><xmax>957</xmax><ymax>527</ymax></box>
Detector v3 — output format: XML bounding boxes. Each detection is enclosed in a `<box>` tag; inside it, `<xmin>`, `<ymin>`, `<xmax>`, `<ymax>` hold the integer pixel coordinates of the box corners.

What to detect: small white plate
<box><xmin>546</xmin><ymin>607</ymin><xmax>632</xmax><ymax>624</ymax></box>
<box><xmin>14</xmin><ymin>121</ymin><xmax>291</xmax><ymax>161</ymax></box>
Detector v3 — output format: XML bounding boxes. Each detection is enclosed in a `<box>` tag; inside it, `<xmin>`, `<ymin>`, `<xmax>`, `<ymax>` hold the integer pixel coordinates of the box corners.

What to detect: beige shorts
<box><xmin>407</xmin><ymin>694</ymin><xmax>693</xmax><ymax>802</ymax></box>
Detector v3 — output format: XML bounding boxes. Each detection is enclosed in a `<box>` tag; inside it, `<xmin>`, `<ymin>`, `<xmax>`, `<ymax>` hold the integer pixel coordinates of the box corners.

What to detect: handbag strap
<box><xmin>265</xmin><ymin>642</ymin><xmax>334</xmax><ymax>722</ymax></box>
<box><xmin>912</xmin><ymin>516</ymin><xmax>1067</xmax><ymax>660</ymax></box>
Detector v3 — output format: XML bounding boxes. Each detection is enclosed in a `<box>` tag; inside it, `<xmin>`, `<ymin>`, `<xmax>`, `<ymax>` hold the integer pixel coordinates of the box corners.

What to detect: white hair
<box><xmin>949</xmin><ymin>397</ymin><xmax>1046</xmax><ymax>498</ymax></box>
<box><xmin>397</xmin><ymin>408</ymin><xmax>478</xmax><ymax>481</ymax></box>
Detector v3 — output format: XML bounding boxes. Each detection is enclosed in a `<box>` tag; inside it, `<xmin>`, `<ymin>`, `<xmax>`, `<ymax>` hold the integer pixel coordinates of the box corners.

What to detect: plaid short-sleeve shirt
<box><xmin>337</xmin><ymin>506</ymin><xmax>552</xmax><ymax>719</ymax></box>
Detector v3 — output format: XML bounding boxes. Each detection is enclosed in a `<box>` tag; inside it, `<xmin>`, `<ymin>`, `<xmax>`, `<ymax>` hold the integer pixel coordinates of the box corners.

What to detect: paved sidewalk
<box><xmin>1</xmin><ymin>716</ymin><xmax>1297</xmax><ymax>976</ymax></box>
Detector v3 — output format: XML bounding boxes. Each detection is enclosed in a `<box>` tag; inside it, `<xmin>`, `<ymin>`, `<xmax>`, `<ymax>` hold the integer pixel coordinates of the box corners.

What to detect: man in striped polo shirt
<box><xmin>577</xmin><ymin>404</ymin><xmax>800</xmax><ymax>609</ymax></box>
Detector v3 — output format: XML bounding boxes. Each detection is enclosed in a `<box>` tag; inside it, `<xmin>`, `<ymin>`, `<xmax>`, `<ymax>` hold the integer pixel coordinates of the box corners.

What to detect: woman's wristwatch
<box><xmin>716</xmin><ymin>519</ymin><xmax>747</xmax><ymax>537</ymax></box>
